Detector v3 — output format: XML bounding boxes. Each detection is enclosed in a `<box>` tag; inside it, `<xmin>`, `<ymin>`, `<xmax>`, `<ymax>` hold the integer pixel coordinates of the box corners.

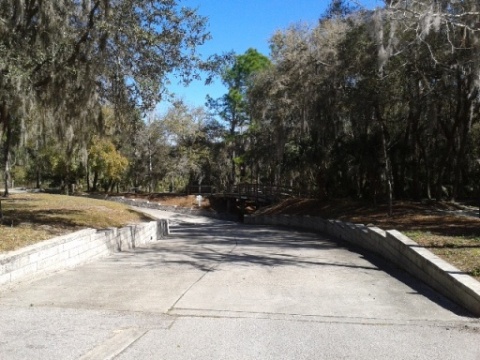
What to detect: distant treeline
<box><xmin>2</xmin><ymin>1</ymin><xmax>480</xmax><ymax>208</ymax></box>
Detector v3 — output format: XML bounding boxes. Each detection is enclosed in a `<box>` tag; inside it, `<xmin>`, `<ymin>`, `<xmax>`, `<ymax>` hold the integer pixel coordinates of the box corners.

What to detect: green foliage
<box><xmin>89</xmin><ymin>137</ymin><xmax>129</xmax><ymax>190</ymax></box>
<box><xmin>3</xmin><ymin>0</ymin><xmax>480</xmax><ymax>201</ymax></box>
<box><xmin>11</xmin><ymin>166</ymin><xmax>26</xmax><ymax>185</ymax></box>
<box><xmin>0</xmin><ymin>0</ymin><xmax>209</xmax><ymax>193</ymax></box>
<box><xmin>224</xmin><ymin>48</ymin><xmax>272</xmax><ymax>90</ymax></box>
<box><xmin>245</xmin><ymin>0</ymin><xmax>480</xmax><ymax>201</ymax></box>
<box><xmin>208</xmin><ymin>48</ymin><xmax>271</xmax><ymax>186</ymax></box>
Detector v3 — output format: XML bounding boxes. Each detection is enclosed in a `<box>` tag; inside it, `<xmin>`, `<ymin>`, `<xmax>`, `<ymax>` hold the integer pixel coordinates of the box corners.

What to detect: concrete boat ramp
<box><xmin>0</xmin><ymin>209</ymin><xmax>479</xmax><ymax>359</ymax></box>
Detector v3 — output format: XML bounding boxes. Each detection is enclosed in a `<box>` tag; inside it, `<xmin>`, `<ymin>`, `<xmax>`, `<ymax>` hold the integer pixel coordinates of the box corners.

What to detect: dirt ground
<box><xmin>256</xmin><ymin>198</ymin><xmax>480</xmax><ymax>235</ymax></box>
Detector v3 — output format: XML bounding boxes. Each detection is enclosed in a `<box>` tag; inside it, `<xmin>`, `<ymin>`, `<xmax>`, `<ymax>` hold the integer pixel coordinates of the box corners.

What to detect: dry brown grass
<box><xmin>0</xmin><ymin>193</ymin><xmax>153</xmax><ymax>252</ymax></box>
<box><xmin>259</xmin><ymin>198</ymin><xmax>480</xmax><ymax>281</ymax></box>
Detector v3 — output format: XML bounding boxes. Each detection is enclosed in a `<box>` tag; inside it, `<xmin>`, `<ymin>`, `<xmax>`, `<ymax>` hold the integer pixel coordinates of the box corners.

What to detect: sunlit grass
<box><xmin>405</xmin><ymin>231</ymin><xmax>480</xmax><ymax>281</ymax></box>
<box><xmin>0</xmin><ymin>193</ymin><xmax>153</xmax><ymax>252</ymax></box>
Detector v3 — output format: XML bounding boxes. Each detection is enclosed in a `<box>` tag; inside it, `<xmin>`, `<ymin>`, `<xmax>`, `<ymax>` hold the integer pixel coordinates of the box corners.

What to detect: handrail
<box><xmin>188</xmin><ymin>183</ymin><xmax>305</xmax><ymax>201</ymax></box>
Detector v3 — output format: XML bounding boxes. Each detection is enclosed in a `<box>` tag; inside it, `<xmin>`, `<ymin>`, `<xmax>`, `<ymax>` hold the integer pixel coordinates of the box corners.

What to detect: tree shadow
<box><xmin>108</xmin><ymin>222</ymin><xmax>474</xmax><ymax>318</ymax></box>
<box><xmin>350</xmin><ymin>245</ymin><xmax>473</xmax><ymax>318</ymax></box>
<box><xmin>421</xmin><ymin>244</ymin><xmax>480</xmax><ymax>249</ymax></box>
<box><xmin>1</xmin><ymin>198</ymin><xmax>153</xmax><ymax>228</ymax></box>
<box><xmin>3</xmin><ymin>208</ymin><xmax>86</xmax><ymax>228</ymax></box>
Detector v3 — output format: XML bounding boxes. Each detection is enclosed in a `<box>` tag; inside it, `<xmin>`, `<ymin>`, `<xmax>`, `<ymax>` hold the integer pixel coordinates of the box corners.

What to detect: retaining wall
<box><xmin>245</xmin><ymin>214</ymin><xmax>480</xmax><ymax>317</ymax></box>
<box><xmin>0</xmin><ymin>219</ymin><xmax>169</xmax><ymax>287</ymax></box>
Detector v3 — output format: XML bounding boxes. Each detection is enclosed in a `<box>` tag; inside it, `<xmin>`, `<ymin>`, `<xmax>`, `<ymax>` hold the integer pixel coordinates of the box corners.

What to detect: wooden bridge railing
<box><xmin>188</xmin><ymin>183</ymin><xmax>305</xmax><ymax>201</ymax></box>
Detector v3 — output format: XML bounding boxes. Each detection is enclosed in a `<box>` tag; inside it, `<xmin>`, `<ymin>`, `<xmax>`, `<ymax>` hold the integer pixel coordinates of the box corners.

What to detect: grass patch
<box><xmin>0</xmin><ymin>193</ymin><xmax>153</xmax><ymax>252</ymax></box>
<box><xmin>405</xmin><ymin>231</ymin><xmax>480</xmax><ymax>281</ymax></box>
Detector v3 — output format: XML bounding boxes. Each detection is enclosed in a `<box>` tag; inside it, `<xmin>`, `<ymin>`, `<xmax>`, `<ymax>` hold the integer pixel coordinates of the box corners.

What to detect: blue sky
<box><xmin>158</xmin><ymin>0</ymin><xmax>382</xmax><ymax>113</ymax></box>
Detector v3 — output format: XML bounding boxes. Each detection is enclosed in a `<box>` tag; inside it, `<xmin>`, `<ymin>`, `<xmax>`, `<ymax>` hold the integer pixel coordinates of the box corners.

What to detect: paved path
<box><xmin>0</xmin><ymin>210</ymin><xmax>479</xmax><ymax>359</ymax></box>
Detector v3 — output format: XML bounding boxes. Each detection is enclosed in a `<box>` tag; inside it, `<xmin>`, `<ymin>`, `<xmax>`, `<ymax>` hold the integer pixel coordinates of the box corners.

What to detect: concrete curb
<box><xmin>0</xmin><ymin>219</ymin><xmax>169</xmax><ymax>287</ymax></box>
<box><xmin>244</xmin><ymin>214</ymin><xmax>480</xmax><ymax>317</ymax></box>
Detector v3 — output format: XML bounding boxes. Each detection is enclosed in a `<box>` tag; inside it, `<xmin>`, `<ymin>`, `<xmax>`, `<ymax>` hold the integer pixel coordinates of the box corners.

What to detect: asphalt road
<box><xmin>0</xmin><ymin>210</ymin><xmax>479</xmax><ymax>359</ymax></box>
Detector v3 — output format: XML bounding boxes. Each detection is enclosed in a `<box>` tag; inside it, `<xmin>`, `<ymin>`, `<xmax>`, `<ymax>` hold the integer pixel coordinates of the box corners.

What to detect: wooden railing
<box><xmin>188</xmin><ymin>183</ymin><xmax>306</xmax><ymax>201</ymax></box>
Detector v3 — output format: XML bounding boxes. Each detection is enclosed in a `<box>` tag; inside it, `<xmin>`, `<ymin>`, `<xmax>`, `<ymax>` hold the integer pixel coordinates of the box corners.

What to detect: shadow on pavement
<box><xmin>110</xmin><ymin>222</ymin><xmax>473</xmax><ymax>318</ymax></box>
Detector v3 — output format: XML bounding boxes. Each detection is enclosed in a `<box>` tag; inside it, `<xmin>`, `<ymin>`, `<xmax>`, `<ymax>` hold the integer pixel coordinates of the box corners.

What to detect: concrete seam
<box><xmin>167</xmin><ymin>238</ymin><xmax>239</xmax><ymax>313</ymax></box>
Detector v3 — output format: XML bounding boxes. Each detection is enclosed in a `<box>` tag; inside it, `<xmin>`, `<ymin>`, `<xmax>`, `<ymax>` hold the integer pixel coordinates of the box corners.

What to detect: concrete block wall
<box><xmin>245</xmin><ymin>214</ymin><xmax>480</xmax><ymax>317</ymax></box>
<box><xmin>0</xmin><ymin>219</ymin><xmax>168</xmax><ymax>287</ymax></box>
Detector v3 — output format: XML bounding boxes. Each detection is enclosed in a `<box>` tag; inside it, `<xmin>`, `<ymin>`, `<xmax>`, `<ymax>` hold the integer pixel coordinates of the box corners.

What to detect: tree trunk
<box><xmin>86</xmin><ymin>167</ymin><xmax>90</xmax><ymax>192</ymax></box>
<box><xmin>148</xmin><ymin>136</ymin><xmax>153</xmax><ymax>193</ymax></box>
<box><xmin>453</xmin><ymin>80</ymin><xmax>476</xmax><ymax>200</ymax></box>
<box><xmin>92</xmin><ymin>170</ymin><xmax>98</xmax><ymax>192</ymax></box>
<box><xmin>230</xmin><ymin>123</ymin><xmax>237</xmax><ymax>189</ymax></box>
<box><xmin>3</xmin><ymin>152</ymin><xmax>11</xmax><ymax>197</ymax></box>
<box><xmin>375</xmin><ymin>104</ymin><xmax>393</xmax><ymax>216</ymax></box>
<box><xmin>36</xmin><ymin>167</ymin><xmax>41</xmax><ymax>189</ymax></box>
<box><xmin>230</xmin><ymin>147</ymin><xmax>236</xmax><ymax>188</ymax></box>
<box><xmin>2</xmin><ymin>110</ymin><xmax>12</xmax><ymax>197</ymax></box>
<box><xmin>382</xmin><ymin>132</ymin><xmax>393</xmax><ymax>217</ymax></box>
<box><xmin>418</xmin><ymin>141</ymin><xmax>432</xmax><ymax>199</ymax></box>
<box><xmin>109</xmin><ymin>180</ymin><xmax>115</xmax><ymax>193</ymax></box>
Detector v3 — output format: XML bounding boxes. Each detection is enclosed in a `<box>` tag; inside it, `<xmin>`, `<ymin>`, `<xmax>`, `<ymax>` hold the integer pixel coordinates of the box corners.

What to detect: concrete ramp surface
<box><xmin>0</xmin><ymin>215</ymin><xmax>479</xmax><ymax>359</ymax></box>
